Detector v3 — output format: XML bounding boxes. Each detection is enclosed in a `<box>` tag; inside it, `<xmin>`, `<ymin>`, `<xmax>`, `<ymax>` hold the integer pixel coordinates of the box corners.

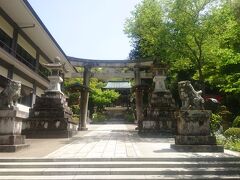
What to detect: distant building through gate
<box><xmin>103</xmin><ymin>81</ymin><xmax>131</xmax><ymax>107</ymax></box>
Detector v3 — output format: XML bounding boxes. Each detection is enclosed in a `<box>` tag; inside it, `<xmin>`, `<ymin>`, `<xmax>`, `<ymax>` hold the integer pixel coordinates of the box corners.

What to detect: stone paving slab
<box><xmin>45</xmin><ymin>123</ymin><xmax>237</xmax><ymax>158</ymax></box>
<box><xmin>0</xmin><ymin>123</ymin><xmax>239</xmax><ymax>158</ymax></box>
<box><xmin>0</xmin><ymin>127</ymin><xmax>95</xmax><ymax>158</ymax></box>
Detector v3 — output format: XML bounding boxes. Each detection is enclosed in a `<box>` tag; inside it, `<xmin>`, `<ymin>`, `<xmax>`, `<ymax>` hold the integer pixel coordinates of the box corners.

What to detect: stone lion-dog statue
<box><xmin>0</xmin><ymin>79</ymin><xmax>21</xmax><ymax>108</ymax></box>
<box><xmin>178</xmin><ymin>81</ymin><xmax>204</xmax><ymax>110</ymax></box>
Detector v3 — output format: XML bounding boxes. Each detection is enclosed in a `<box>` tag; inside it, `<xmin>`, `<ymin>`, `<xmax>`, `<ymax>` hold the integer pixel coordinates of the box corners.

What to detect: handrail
<box><xmin>0</xmin><ymin>39</ymin><xmax>49</xmax><ymax>80</ymax></box>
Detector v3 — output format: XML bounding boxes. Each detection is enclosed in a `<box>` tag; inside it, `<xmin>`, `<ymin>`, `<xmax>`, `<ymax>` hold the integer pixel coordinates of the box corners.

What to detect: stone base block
<box><xmin>80</xmin><ymin>127</ymin><xmax>88</xmax><ymax>131</ymax></box>
<box><xmin>141</xmin><ymin>120</ymin><xmax>176</xmax><ymax>134</ymax></box>
<box><xmin>24</xmin><ymin>130</ymin><xmax>78</xmax><ymax>138</ymax></box>
<box><xmin>0</xmin><ymin>135</ymin><xmax>25</xmax><ymax>145</ymax></box>
<box><xmin>0</xmin><ymin>144</ymin><xmax>29</xmax><ymax>152</ymax></box>
<box><xmin>170</xmin><ymin>144</ymin><xmax>224</xmax><ymax>152</ymax></box>
<box><xmin>139</xmin><ymin>128</ymin><xmax>173</xmax><ymax>135</ymax></box>
<box><xmin>177</xmin><ymin>110</ymin><xmax>211</xmax><ymax>136</ymax></box>
<box><xmin>175</xmin><ymin>135</ymin><xmax>216</xmax><ymax>145</ymax></box>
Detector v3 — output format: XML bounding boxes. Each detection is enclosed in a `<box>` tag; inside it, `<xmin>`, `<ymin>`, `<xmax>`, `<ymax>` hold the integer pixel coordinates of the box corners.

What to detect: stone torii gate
<box><xmin>68</xmin><ymin>56</ymin><xmax>153</xmax><ymax>131</ymax></box>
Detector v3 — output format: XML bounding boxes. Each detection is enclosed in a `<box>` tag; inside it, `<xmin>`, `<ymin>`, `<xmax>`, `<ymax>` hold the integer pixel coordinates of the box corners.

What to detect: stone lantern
<box><xmin>22</xmin><ymin>57</ymin><xmax>78</xmax><ymax>138</ymax></box>
<box><xmin>141</xmin><ymin>65</ymin><xmax>177</xmax><ymax>134</ymax></box>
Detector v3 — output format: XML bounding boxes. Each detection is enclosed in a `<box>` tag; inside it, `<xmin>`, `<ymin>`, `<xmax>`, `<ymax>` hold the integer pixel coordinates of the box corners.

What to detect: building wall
<box><xmin>0</xmin><ymin>9</ymin><xmax>48</xmax><ymax>108</ymax></box>
<box><xmin>0</xmin><ymin>64</ymin><xmax>8</xmax><ymax>78</ymax></box>
<box><xmin>39</xmin><ymin>55</ymin><xmax>47</xmax><ymax>63</ymax></box>
<box><xmin>12</xmin><ymin>73</ymin><xmax>33</xmax><ymax>89</ymax></box>
<box><xmin>17</xmin><ymin>34</ymin><xmax>36</xmax><ymax>58</ymax></box>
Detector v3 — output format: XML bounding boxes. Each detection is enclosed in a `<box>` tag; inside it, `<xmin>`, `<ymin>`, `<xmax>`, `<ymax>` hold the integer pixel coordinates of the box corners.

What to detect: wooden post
<box><xmin>79</xmin><ymin>66</ymin><xmax>91</xmax><ymax>131</ymax></box>
<box><xmin>11</xmin><ymin>28</ymin><xmax>18</xmax><ymax>56</ymax></box>
<box><xmin>31</xmin><ymin>81</ymin><xmax>37</xmax><ymax>106</ymax></box>
<box><xmin>35</xmin><ymin>52</ymin><xmax>40</xmax><ymax>73</ymax></box>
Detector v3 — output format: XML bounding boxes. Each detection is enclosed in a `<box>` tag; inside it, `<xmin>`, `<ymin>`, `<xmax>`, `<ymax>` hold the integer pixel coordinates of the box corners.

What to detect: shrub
<box><xmin>232</xmin><ymin>116</ymin><xmax>240</xmax><ymax>127</ymax></box>
<box><xmin>92</xmin><ymin>112</ymin><xmax>106</xmax><ymax>123</ymax></box>
<box><xmin>210</xmin><ymin>113</ymin><xmax>222</xmax><ymax>133</ymax></box>
<box><xmin>218</xmin><ymin>106</ymin><xmax>233</xmax><ymax>131</ymax></box>
<box><xmin>215</xmin><ymin>132</ymin><xmax>240</xmax><ymax>152</ymax></box>
<box><xmin>224</xmin><ymin>128</ymin><xmax>240</xmax><ymax>139</ymax></box>
<box><xmin>71</xmin><ymin>105</ymin><xmax>80</xmax><ymax>115</ymax></box>
<box><xmin>125</xmin><ymin>112</ymin><xmax>135</xmax><ymax>123</ymax></box>
<box><xmin>72</xmin><ymin>114</ymin><xmax>79</xmax><ymax>123</ymax></box>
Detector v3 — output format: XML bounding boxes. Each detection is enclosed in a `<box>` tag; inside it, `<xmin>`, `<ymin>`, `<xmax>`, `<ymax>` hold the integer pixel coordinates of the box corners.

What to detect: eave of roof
<box><xmin>104</xmin><ymin>81</ymin><xmax>132</xmax><ymax>89</ymax></box>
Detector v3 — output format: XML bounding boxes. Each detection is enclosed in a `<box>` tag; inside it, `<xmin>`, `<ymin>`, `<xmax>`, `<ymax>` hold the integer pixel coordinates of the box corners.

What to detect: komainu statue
<box><xmin>178</xmin><ymin>81</ymin><xmax>204</xmax><ymax>110</ymax></box>
<box><xmin>0</xmin><ymin>80</ymin><xmax>21</xmax><ymax>108</ymax></box>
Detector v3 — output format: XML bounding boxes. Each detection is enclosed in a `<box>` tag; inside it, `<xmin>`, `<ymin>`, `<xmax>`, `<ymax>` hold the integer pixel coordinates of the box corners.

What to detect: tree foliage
<box><xmin>125</xmin><ymin>0</ymin><xmax>240</xmax><ymax>95</ymax></box>
<box><xmin>88</xmin><ymin>78</ymin><xmax>120</xmax><ymax>111</ymax></box>
<box><xmin>202</xmin><ymin>1</ymin><xmax>240</xmax><ymax>93</ymax></box>
<box><xmin>124</xmin><ymin>0</ymin><xmax>169</xmax><ymax>62</ymax></box>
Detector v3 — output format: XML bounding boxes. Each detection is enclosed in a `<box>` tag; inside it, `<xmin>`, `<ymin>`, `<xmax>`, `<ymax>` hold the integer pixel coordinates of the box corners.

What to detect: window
<box><xmin>16</xmin><ymin>44</ymin><xmax>35</xmax><ymax>70</ymax></box>
<box><xmin>39</xmin><ymin>63</ymin><xmax>50</xmax><ymax>78</ymax></box>
<box><xmin>0</xmin><ymin>28</ymin><xmax>12</xmax><ymax>52</ymax></box>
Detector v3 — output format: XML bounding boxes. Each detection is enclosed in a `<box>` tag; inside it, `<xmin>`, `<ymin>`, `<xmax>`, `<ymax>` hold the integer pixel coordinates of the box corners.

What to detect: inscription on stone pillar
<box><xmin>153</xmin><ymin>75</ymin><xmax>167</xmax><ymax>92</ymax></box>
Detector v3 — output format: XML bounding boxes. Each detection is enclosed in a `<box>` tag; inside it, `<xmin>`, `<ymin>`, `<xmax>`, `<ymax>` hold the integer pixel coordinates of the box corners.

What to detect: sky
<box><xmin>28</xmin><ymin>0</ymin><xmax>142</xmax><ymax>60</ymax></box>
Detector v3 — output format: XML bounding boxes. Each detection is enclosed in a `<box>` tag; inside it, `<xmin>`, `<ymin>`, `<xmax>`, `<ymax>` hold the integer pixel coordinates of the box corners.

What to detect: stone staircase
<box><xmin>0</xmin><ymin>157</ymin><xmax>239</xmax><ymax>179</ymax></box>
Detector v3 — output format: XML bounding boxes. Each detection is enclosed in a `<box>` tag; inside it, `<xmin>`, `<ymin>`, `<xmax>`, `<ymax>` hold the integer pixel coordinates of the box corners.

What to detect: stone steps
<box><xmin>0</xmin><ymin>175</ymin><xmax>240</xmax><ymax>180</ymax></box>
<box><xmin>0</xmin><ymin>158</ymin><xmax>239</xmax><ymax>179</ymax></box>
<box><xmin>1</xmin><ymin>157</ymin><xmax>239</xmax><ymax>162</ymax></box>
<box><xmin>0</xmin><ymin>161</ymin><xmax>239</xmax><ymax>168</ymax></box>
<box><xmin>0</xmin><ymin>167</ymin><xmax>239</xmax><ymax>175</ymax></box>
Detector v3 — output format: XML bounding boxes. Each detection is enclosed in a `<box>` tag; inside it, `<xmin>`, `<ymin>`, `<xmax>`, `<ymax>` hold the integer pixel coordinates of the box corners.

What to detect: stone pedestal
<box><xmin>171</xmin><ymin>110</ymin><xmax>224</xmax><ymax>152</ymax></box>
<box><xmin>141</xmin><ymin>91</ymin><xmax>176</xmax><ymax>134</ymax></box>
<box><xmin>22</xmin><ymin>92</ymin><xmax>78</xmax><ymax>138</ymax></box>
<box><xmin>0</xmin><ymin>108</ymin><xmax>29</xmax><ymax>152</ymax></box>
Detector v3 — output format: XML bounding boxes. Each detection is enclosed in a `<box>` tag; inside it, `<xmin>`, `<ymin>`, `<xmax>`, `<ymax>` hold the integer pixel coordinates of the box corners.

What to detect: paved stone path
<box><xmin>0</xmin><ymin>122</ymin><xmax>238</xmax><ymax>158</ymax></box>
<box><xmin>45</xmin><ymin>123</ymin><xmax>236</xmax><ymax>158</ymax></box>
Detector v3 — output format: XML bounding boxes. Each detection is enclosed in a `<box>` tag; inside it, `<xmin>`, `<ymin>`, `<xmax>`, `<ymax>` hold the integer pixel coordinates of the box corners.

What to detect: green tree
<box><xmin>88</xmin><ymin>78</ymin><xmax>120</xmax><ymax>111</ymax></box>
<box><xmin>167</xmin><ymin>0</ymin><xmax>222</xmax><ymax>92</ymax></box>
<box><xmin>125</xmin><ymin>0</ymin><xmax>240</xmax><ymax>96</ymax></box>
<box><xmin>203</xmin><ymin>0</ymin><xmax>240</xmax><ymax>93</ymax></box>
<box><xmin>124</xmin><ymin>0</ymin><xmax>168</xmax><ymax>62</ymax></box>
<box><xmin>125</xmin><ymin>0</ymin><xmax>222</xmax><ymax>91</ymax></box>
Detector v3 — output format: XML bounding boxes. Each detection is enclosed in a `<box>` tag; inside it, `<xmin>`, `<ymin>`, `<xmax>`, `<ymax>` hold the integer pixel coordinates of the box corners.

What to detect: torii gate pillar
<box><xmin>134</xmin><ymin>67</ymin><xmax>143</xmax><ymax>130</ymax></box>
<box><xmin>79</xmin><ymin>66</ymin><xmax>91</xmax><ymax>131</ymax></box>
